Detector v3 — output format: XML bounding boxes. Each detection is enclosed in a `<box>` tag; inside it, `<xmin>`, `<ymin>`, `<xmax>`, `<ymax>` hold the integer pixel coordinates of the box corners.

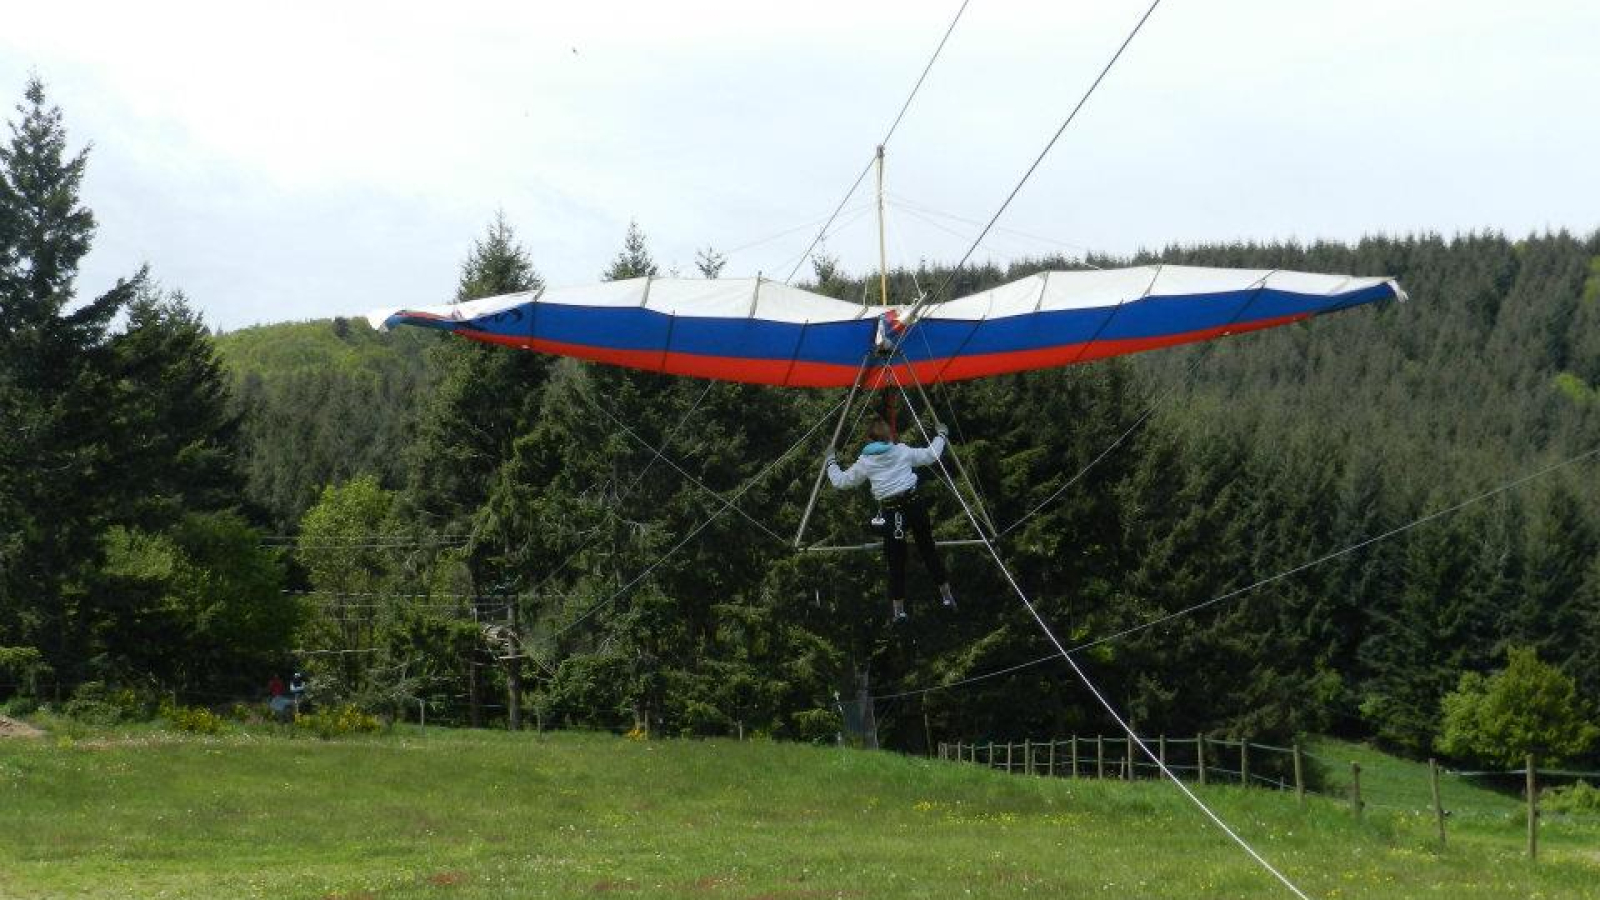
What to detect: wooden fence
<box><xmin>939</xmin><ymin>738</ymin><xmax>1576</xmax><ymax>860</ymax></box>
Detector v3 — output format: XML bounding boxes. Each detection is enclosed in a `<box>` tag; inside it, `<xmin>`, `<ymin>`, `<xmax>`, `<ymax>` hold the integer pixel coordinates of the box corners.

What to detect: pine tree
<box><xmin>695</xmin><ymin>246</ymin><xmax>726</xmax><ymax>279</ymax></box>
<box><xmin>603</xmin><ymin>220</ymin><xmax>658</xmax><ymax>281</ymax></box>
<box><xmin>0</xmin><ymin>78</ymin><xmax>142</xmax><ymax>687</ymax></box>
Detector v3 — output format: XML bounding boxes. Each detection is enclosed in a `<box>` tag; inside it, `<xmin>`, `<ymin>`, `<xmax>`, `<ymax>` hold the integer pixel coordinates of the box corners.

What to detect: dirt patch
<box><xmin>591</xmin><ymin>880</ymin><xmax>639</xmax><ymax>892</ymax></box>
<box><xmin>0</xmin><ymin>716</ymin><xmax>43</xmax><ymax>739</ymax></box>
<box><xmin>425</xmin><ymin>871</ymin><xmax>469</xmax><ymax>887</ymax></box>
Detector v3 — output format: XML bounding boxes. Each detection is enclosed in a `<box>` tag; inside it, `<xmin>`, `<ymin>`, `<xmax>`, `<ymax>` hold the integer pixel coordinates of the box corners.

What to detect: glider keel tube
<box><xmin>367</xmin><ymin>268</ymin><xmax>1401</xmax><ymax>388</ymax></box>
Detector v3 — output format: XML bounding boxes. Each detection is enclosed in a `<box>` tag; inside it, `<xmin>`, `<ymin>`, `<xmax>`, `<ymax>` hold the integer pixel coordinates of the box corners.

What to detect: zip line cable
<box><xmin>784</xmin><ymin>0</ymin><xmax>975</xmax><ymax>283</ymax></box>
<box><xmin>887</xmin><ymin>367</ymin><xmax>1314</xmax><ymax>900</ymax></box>
<box><xmin>871</xmin><ymin>440</ymin><xmax>1600</xmax><ymax>703</ymax></box>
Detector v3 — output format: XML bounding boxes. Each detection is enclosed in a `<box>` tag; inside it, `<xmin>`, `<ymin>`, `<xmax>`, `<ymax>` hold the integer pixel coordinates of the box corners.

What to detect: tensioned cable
<box><xmin>888</xmin><ymin>367</ymin><xmax>1314</xmax><ymax>900</ymax></box>
<box><xmin>576</xmin><ymin>381</ymin><xmax>789</xmax><ymax>545</ymax></box>
<box><xmin>872</xmin><ymin>441</ymin><xmax>1600</xmax><ymax>703</ymax></box>
<box><xmin>545</xmin><ymin>393</ymin><xmax>852</xmax><ymax>643</ymax></box>
<box><xmin>723</xmin><ymin>202</ymin><xmax>873</xmax><ymax>258</ymax></box>
<box><xmin>913</xmin><ymin>0</ymin><xmax>1164</xmax><ymax>309</ymax></box>
<box><xmin>887</xmin><ymin>193</ymin><xmax>1102</xmax><ymax>266</ymax></box>
<box><xmin>784</xmin><ymin>0</ymin><xmax>975</xmax><ymax>283</ymax></box>
<box><xmin>883</xmin><ymin>204</ymin><xmax>998</xmax><ymax>533</ymax></box>
<box><xmin>522</xmin><ymin>381</ymin><xmax>716</xmax><ymax>600</ymax></box>
<box><xmin>996</xmin><ymin>272</ymin><xmax>1283</xmax><ymax>539</ymax></box>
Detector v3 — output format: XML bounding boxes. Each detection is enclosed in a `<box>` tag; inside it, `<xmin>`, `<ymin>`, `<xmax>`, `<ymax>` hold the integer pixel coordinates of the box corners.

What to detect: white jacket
<box><xmin>827</xmin><ymin>434</ymin><xmax>946</xmax><ymax>500</ymax></box>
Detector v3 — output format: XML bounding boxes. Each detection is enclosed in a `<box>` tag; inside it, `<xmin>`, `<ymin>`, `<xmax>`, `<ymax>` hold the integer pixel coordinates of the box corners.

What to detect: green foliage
<box><xmin>1437</xmin><ymin>647</ymin><xmax>1599</xmax><ymax>767</ymax></box>
<box><xmin>158</xmin><ymin>699</ymin><xmax>227</xmax><ymax>735</ymax></box>
<box><xmin>602</xmin><ymin>219</ymin><xmax>658</xmax><ymax>280</ymax></box>
<box><xmin>61</xmin><ymin>682</ymin><xmax>156</xmax><ymax>726</ymax></box>
<box><xmin>1543</xmin><ymin>780</ymin><xmax>1600</xmax><ymax>814</ymax></box>
<box><xmin>293</xmin><ymin>703</ymin><xmax>381</xmax><ymax>739</ymax></box>
<box><xmin>98</xmin><ymin>512</ymin><xmax>293</xmax><ymax>693</ymax></box>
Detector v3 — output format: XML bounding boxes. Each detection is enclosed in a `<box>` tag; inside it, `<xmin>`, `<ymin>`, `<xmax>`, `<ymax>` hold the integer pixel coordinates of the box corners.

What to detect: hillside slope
<box><xmin>1</xmin><ymin>727</ymin><xmax>1595</xmax><ymax>899</ymax></box>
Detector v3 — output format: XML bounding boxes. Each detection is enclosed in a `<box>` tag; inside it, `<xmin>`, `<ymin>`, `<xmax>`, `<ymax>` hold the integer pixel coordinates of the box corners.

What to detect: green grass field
<box><xmin>1</xmin><ymin>723</ymin><xmax>1596</xmax><ymax>899</ymax></box>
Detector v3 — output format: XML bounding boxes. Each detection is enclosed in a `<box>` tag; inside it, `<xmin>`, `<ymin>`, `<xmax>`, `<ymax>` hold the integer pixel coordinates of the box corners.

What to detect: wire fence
<box><xmin>938</xmin><ymin>735</ymin><xmax>1600</xmax><ymax>859</ymax></box>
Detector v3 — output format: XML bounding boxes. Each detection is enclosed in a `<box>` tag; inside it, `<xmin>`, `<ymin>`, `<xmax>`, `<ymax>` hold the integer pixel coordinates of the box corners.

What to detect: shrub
<box><xmin>1436</xmin><ymin>647</ymin><xmax>1599</xmax><ymax>767</ymax></box>
<box><xmin>1543</xmin><ymin>781</ymin><xmax>1600</xmax><ymax>815</ymax></box>
<box><xmin>1</xmin><ymin>695</ymin><xmax>39</xmax><ymax>717</ymax></box>
<box><xmin>62</xmin><ymin>682</ymin><xmax>156</xmax><ymax>726</ymax></box>
<box><xmin>158</xmin><ymin>700</ymin><xmax>227</xmax><ymax>735</ymax></box>
<box><xmin>294</xmin><ymin>704</ymin><xmax>380</xmax><ymax>739</ymax></box>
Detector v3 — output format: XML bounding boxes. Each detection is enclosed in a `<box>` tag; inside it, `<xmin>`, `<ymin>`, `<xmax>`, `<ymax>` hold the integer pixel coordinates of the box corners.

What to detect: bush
<box><xmin>62</xmin><ymin>682</ymin><xmax>157</xmax><ymax>726</ymax></box>
<box><xmin>1543</xmin><ymin>781</ymin><xmax>1600</xmax><ymax>815</ymax></box>
<box><xmin>294</xmin><ymin>704</ymin><xmax>381</xmax><ymax>739</ymax></box>
<box><xmin>1</xmin><ymin>695</ymin><xmax>39</xmax><ymax>717</ymax></box>
<box><xmin>159</xmin><ymin>700</ymin><xmax>227</xmax><ymax>735</ymax></box>
<box><xmin>1436</xmin><ymin>647</ymin><xmax>1599</xmax><ymax>767</ymax></box>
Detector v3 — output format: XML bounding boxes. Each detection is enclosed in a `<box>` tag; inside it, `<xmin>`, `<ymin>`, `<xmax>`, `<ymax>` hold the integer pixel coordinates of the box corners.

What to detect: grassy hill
<box><xmin>1</xmin><ymin>725</ymin><xmax>1595</xmax><ymax>899</ymax></box>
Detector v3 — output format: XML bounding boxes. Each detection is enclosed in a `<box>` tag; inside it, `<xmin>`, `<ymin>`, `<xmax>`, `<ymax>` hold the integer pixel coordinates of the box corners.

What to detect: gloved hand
<box><xmin>825</xmin><ymin>453</ymin><xmax>838</xmax><ymax>468</ymax></box>
<box><xmin>935</xmin><ymin>422</ymin><xmax>949</xmax><ymax>437</ymax></box>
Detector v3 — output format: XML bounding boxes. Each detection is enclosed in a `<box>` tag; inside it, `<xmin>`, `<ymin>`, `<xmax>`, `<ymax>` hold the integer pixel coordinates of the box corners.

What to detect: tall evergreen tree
<box><xmin>0</xmin><ymin>78</ymin><xmax>142</xmax><ymax>688</ymax></box>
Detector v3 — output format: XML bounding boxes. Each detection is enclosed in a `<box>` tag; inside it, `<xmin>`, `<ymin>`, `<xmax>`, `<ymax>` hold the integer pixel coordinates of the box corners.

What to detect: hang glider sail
<box><xmin>367</xmin><ymin>266</ymin><xmax>1403</xmax><ymax>388</ymax></box>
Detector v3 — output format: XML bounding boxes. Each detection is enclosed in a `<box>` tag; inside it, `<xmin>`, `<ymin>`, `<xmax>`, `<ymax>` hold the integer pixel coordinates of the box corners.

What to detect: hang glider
<box><xmin>367</xmin><ymin>266</ymin><xmax>1403</xmax><ymax>388</ymax></box>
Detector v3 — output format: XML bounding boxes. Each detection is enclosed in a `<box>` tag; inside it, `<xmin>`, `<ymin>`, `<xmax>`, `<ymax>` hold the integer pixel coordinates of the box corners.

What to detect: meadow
<box><xmin>0</xmin><ymin>724</ymin><xmax>1596</xmax><ymax>899</ymax></box>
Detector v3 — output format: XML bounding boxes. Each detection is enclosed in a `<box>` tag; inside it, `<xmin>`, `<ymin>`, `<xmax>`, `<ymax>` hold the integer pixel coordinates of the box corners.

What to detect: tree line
<box><xmin>3</xmin><ymin>80</ymin><xmax>1596</xmax><ymax>770</ymax></box>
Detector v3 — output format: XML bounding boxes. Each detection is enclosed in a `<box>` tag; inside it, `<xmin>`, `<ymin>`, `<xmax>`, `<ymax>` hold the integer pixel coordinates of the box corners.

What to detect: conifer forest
<box><xmin>4</xmin><ymin>77</ymin><xmax>1598</xmax><ymax>773</ymax></box>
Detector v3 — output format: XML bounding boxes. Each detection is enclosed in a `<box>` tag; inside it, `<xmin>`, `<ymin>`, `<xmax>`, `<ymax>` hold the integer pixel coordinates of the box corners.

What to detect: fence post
<box><xmin>418</xmin><ymin>698</ymin><xmax>426</xmax><ymax>734</ymax></box>
<box><xmin>1240</xmin><ymin>740</ymin><xmax>1250</xmax><ymax>788</ymax></box>
<box><xmin>1024</xmin><ymin>739</ymin><xmax>1032</xmax><ymax>776</ymax></box>
<box><xmin>1047</xmin><ymin>740</ymin><xmax>1056</xmax><ymax>778</ymax></box>
<box><xmin>1293</xmin><ymin>743</ymin><xmax>1304</xmax><ymax>805</ymax></box>
<box><xmin>1526</xmin><ymin>754</ymin><xmax>1537</xmax><ymax>861</ymax></box>
<box><xmin>1006</xmin><ymin>742</ymin><xmax>1014</xmax><ymax>774</ymax></box>
<box><xmin>1350</xmin><ymin>762</ymin><xmax>1363</xmax><ymax>819</ymax></box>
<box><xmin>1097</xmin><ymin>736</ymin><xmax>1105</xmax><ymax>779</ymax></box>
<box><xmin>987</xmin><ymin>741</ymin><xmax>994</xmax><ymax>769</ymax></box>
<box><xmin>1429</xmin><ymin>758</ymin><xmax>1445</xmax><ymax>847</ymax></box>
<box><xmin>1158</xmin><ymin>735</ymin><xmax>1167</xmax><ymax>774</ymax></box>
<box><xmin>1070</xmin><ymin>735</ymin><xmax>1079</xmax><ymax>779</ymax></box>
<box><xmin>1126</xmin><ymin>733</ymin><xmax>1135</xmax><ymax>780</ymax></box>
<box><xmin>1197</xmin><ymin>735</ymin><xmax>1207</xmax><ymax>786</ymax></box>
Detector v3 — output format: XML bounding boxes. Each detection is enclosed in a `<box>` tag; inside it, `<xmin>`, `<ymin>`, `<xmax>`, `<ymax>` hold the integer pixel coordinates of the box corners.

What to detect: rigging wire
<box><xmin>544</xmin><ymin>392</ymin><xmax>853</xmax><ymax>644</ymax></box>
<box><xmin>887</xmin><ymin>193</ymin><xmax>1103</xmax><ymax>265</ymax></box>
<box><xmin>916</xmin><ymin>0</ymin><xmax>1164</xmax><ymax>307</ymax></box>
<box><xmin>871</xmin><ymin>441</ymin><xmax>1600</xmax><ymax>703</ymax></box>
<box><xmin>784</xmin><ymin>0</ymin><xmax>975</xmax><ymax>283</ymax></box>
<box><xmin>522</xmin><ymin>380</ymin><xmax>717</xmax><ymax>600</ymax></box>
<box><xmin>887</xmin><ymin>366</ymin><xmax>1314</xmax><ymax>900</ymax></box>
<box><xmin>576</xmin><ymin>382</ymin><xmax>790</xmax><ymax>545</ymax></box>
<box><xmin>883</xmin><ymin>204</ymin><xmax>998</xmax><ymax>533</ymax></box>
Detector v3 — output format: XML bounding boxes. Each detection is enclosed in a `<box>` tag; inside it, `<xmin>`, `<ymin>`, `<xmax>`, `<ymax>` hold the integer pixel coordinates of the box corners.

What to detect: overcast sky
<box><xmin>3</xmin><ymin>0</ymin><xmax>1596</xmax><ymax>330</ymax></box>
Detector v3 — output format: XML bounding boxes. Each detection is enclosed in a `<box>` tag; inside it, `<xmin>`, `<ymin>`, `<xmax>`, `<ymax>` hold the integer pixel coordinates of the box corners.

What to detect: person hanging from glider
<box><xmin>826</xmin><ymin>417</ymin><xmax>957</xmax><ymax>622</ymax></box>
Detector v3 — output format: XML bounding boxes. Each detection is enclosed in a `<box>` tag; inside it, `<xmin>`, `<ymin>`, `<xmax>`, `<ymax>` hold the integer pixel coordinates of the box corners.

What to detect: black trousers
<box><xmin>883</xmin><ymin>491</ymin><xmax>946</xmax><ymax>602</ymax></box>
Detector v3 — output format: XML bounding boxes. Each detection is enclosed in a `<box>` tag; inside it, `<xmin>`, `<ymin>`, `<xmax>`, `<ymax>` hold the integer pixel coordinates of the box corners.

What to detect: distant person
<box><xmin>827</xmin><ymin>417</ymin><xmax>957</xmax><ymax>622</ymax></box>
<box><xmin>268</xmin><ymin>674</ymin><xmax>293</xmax><ymax>722</ymax></box>
<box><xmin>289</xmin><ymin>672</ymin><xmax>307</xmax><ymax>714</ymax></box>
